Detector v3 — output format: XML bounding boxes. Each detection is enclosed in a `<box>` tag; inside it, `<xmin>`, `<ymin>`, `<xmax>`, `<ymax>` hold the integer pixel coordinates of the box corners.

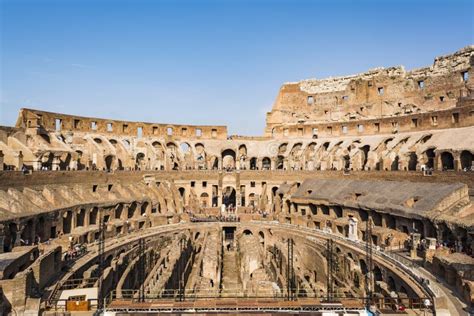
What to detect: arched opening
<box><xmin>441</xmin><ymin>152</ymin><xmax>454</xmax><ymax>170</ymax></box>
<box><xmin>200</xmin><ymin>193</ymin><xmax>209</xmax><ymax>207</ymax></box>
<box><xmin>425</xmin><ymin>148</ymin><xmax>436</xmax><ymax>169</ymax></box>
<box><xmin>460</xmin><ymin>150</ymin><xmax>473</xmax><ymax>170</ymax></box>
<box><xmin>41</xmin><ymin>153</ymin><xmax>54</xmax><ymax>170</ymax></box>
<box><xmin>89</xmin><ymin>207</ymin><xmax>98</xmax><ymax>225</ymax></box>
<box><xmin>343</xmin><ymin>155</ymin><xmax>350</xmax><ymax>169</ymax></box>
<box><xmin>36</xmin><ymin>217</ymin><xmax>46</xmax><ymax>242</ymax></box>
<box><xmin>262</xmin><ymin>157</ymin><xmax>271</xmax><ymax>170</ymax></box>
<box><xmin>238</xmin><ymin>144</ymin><xmax>247</xmax><ymax>165</ymax></box>
<box><xmin>141</xmin><ymin>202</ymin><xmax>149</xmax><ymax>216</ymax></box>
<box><xmin>180</xmin><ymin>143</ymin><xmax>191</xmax><ymax>154</ymax></box>
<box><xmin>387</xmin><ymin>276</ymin><xmax>396</xmax><ymax>291</ymax></box>
<box><xmin>222</xmin><ymin>186</ymin><xmax>236</xmax><ymax>206</ymax></box>
<box><xmin>390</xmin><ymin>156</ymin><xmax>399</xmax><ymax>171</ymax></box>
<box><xmin>258</xmin><ymin>231</ymin><xmax>265</xmax><ymax>246</ymax></box>
<box><xmin>243</xmin><ymin>229</ymin><xmax>253</xmax><ymax>235</ymax></box>
<box><xmin>63</xmin><ymin>211</ymin><xmax>73</xmax><ymax>234</ymax></box>
<box><xmin>59</xmin><ymin>153</ymin><xmax>71</xmax><ymax>170</ymax></box>
<box><xmin>272</xmin><ymin>186</ymin><xmax>278</xmax><ymax>197</ymax></box>
<box><xmin>152</xmin><ymin>142</ymin><xmax>163</xmax><ymax>157</ymax></box>
<box><xmin>122</xmin><ymin>139</ymin><xmax>131</xmax><ymax>150</ymax></box>
<box><xmin>361</xmin><ymin>145</ymin><xmax>370</xmax><ymax>170</ymax></box>
<box><xmin>76</xmin><ymin>209</ymin><xmax>86</xmax><ymax>227</ymax></box>
<box><xmin>5</xmin><ymin>223</ymin><xmax>18</xmax><ymax>252</ymax></box>
<box><xmin>386</xmin><ymin>215</ymin><xmax>396</xmax><ymax>229</ymax></box>
<box><xmin>128</xmin><ymin>202</ymin><xmax>137</xmax><ymax>219</ymax></box>
<box><xmin>321</xmin><ymin>205</ymin><xmax>329</xmax><ymax>215</ymax></box>
<box><xmin>372</xmin><ymin>212</ymin><xmax>382</xmax><ymax>227</ymax></box>
<box><xmin>354</xmin><ymin>273</ymin><xmax>360</xmax><ymax>288</ymax></box>
<box><xmin>373</xmin><ymin>265</ymin><xmax>383</xmax><ymax>282</ymax></box>
<box><xmin>115</xmin><ymin>204</ymin><xmax>124</xmax><ymax>219</ymax></box>
<box><xmin>248</xmin><ymin>193</ymin><xmax>257</xmax><ymax>207</ymax></box>
<box><xmin>276</xmin><ymin>155</ymin><xmax>285</xmax><ymax>170</ymax></box>
<box><xmin>408</xmin><ymin>152</ymin><xmax>417</xmax><ymax>171</ymax></box>
<box><xmin>250</xmin><ymin>157</ymin><xmax>257</xmax><ymax>170</ymax></box>
<box><xmin>105</xmin><ymin>155</ymin><xmax>114</xmax><ymax>170</ymax></box>
<box><xmin>211</xmin><ymin>157</ymin><xmax>219</xmax><ymax>170</ymax></box>
<box><xmin>221</xmin><ymin>149</ymin><xmax>236</xmax><ymax>169</ymax></box>
<box><xmin>117</xmin><ymin>159</ymin><xmax>123</xmax><ymax>170</ymax></box>
<box><xmin>21</xmin><ymin>220</ymin><xmax>34</xmax><ymax>244</ymax></box>
<box><xmin>359</xmin><ymin>259</ymin><xmax>368</xmax><ymax>275</ymax></box>
<box><xmin>76</xmin><ymin>151</ymin><xmax>85</xmax><ymax>170</ymax></box>
<box><xmin>135</xmin><ymin>153</ymin><xmax>146</xmax><ymax>170</ymax></box>
<box><xmin>178</xmin><ymin>188</ymin><xmax>186</xmax><ymax>205</ymax></box>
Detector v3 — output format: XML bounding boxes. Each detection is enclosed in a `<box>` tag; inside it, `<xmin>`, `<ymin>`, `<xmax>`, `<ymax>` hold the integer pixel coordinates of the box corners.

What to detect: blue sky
<box><xmin>1</xmin><ymin>0</ymin><xmax>473</xmax><ymax>135</ymax></box>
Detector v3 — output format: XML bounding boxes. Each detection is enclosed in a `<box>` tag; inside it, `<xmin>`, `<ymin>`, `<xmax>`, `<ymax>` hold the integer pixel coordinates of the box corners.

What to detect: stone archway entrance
<box><xmin>222</xmin><ymin>186</ymin><xmax>236</xmax><ymax>207</ymax></box>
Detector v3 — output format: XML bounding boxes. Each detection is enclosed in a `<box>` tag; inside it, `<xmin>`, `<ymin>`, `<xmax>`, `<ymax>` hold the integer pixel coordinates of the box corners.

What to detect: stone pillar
<box><xmin>410</xmin><ymin>233</ymin><xmax>421</xmax><ymax>258</ymax></box>
<box><xmin>348</xmin><ymin>217</ymin><xmax>359</xmax><ymax>240</ymax></box>
<box><xmin>69</xmin><ymin>158</ymin><xmax>77</xmax><ymax>171</ymax></box>
<box><xmin>34</xmin><ymin>159</ymin><xmax>42</xmax><ymax>171</ymax></box>
<box><xmin>15</xmin><ymin>151</ymin><xmax>24</xmax><ymax>170</ymax></box>
<box><xmin>289</xmin><ymin>202</ymin><xmax>296</xmax><ymax>214</ymax></box>
<box><xmin>52</xmin><ymin>155</ymin><xmax>61</xmax><ymax>171</ymax></box>
<box><xmin>15</xmin><ymin>224</ymin><xmax>23</xmax><ymax>247</ymax></box>
<box><xmin>434</xmin><ymin>152</ymin><xmax>440</xmax><ymax>171</ymax></box>
<box><xmin>0</xmin><ymin>150</ymin><xmax>4</xmax><ymax>171</ymax></box>
<box><xmin>454</xmin><ymin>153</ymin><xmax>461</xmax><ymax>171</ymax></box>
<box><xmin>271</xmin><ymin>158</ymin><xmax>276</xmax><ymax>170</ymax></box>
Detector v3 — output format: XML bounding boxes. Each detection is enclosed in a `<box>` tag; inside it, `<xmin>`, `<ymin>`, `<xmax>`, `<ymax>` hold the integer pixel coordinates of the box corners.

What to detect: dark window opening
<box><xmin>452</xmin><ymin>113</ymin><xmax>460</xmax><ymax>124</ymax></box>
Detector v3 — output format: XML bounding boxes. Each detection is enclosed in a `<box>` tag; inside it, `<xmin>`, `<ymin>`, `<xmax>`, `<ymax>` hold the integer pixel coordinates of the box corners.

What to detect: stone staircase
<box><xmin>220</xmin><ymin>250</ymin><xmax>242</xmax><ymax>297</ymax></box>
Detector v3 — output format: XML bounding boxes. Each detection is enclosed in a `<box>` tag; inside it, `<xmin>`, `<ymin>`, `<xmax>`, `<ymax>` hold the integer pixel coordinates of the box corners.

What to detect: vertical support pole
<box><xmin>177</xmin><ymin>237</ymin><xmax>186</xmax><ymax>302</ymax></box>
<box><xmin>366</xmin><ymin>218</ymin><xmax>374</xmax><ymax>308</ymax></box>
<box><xmin>287</xmin><ymin>238</ymin><xmax>295</xmax><ymax>300</ymax></box>
<box><xmin>138</xmin><ymin>238</ymin><xmax>146</xmax><ymax>302</ymax></box>
<box><xmin>326</xmin><ymin>238</ymin><xmax>334</xmax><ymax>301</ymax></box>
<box><xmin>97</xmin><ymin>209</ymin><xmax>105</xmax><ymax>311</ymax></box>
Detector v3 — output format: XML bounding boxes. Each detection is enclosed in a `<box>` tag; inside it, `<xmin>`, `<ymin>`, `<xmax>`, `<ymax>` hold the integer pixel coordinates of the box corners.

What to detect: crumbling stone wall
<box><xmin>265</xmin><ymin>46</ymin><xmax>473</xmax><ymax>136</ymax></box>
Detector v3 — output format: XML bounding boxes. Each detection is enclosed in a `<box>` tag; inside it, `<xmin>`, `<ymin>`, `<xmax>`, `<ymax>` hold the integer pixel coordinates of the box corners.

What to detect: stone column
<box><xmin>15</xmin><ymin>224</ymin><xmax>24</xmax><ymax>247</ymax></box>
<box><xmin>52</xmin><ymin>155</ymin><xmax>61</xmax><ymax>171</ymax></box>
<box><xmin>34</xmin><ymin>159</ymin><xmax>42</xmax><ymax>171</ymax></box>
<box><xmin>15</xmin><ymin>151</ymin><xmax>23</xmax><ymax>170</ymax></box>
<box><xmin>0</xmin><ymin>151</ymin><xmax>4</xmax><ymax>171</ymax></box>
<box><xmin>348</xmin><ymin>217</ymin><xmax>359</xmax><ymax>240</ymax></box>
<box><xmin>271</xmin><ymin>158</ymin><xmax>276</xmax><ymax>170</ymax></box>
<box><xmin>454</xmin><ymin>153</ymin><xmax>461</xmax><ymax>171</ymax></box>
<box><xmin>410</xmin><ymin>233</ymin><xmax>421</xmax><ymax>259</ymax></box>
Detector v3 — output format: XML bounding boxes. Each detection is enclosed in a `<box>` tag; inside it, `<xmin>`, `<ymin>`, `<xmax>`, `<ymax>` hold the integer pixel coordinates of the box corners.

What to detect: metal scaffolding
<box><xmin>326</xmin><ymin>238</ymin><xmax>335</xmax><ymax>301</ymax></box>
<box><xmin>286</xmin><ymin>238</ymin><xmax>295</xmax><ymax>301</ymax></box>
<box><xmin>97</xmin><ymin>209</ymin><xmax>106</xmax><ymax>311</ymax></box>
<box><xmin>365</xmin><ymin>218</ymin><xmax>374</xmax><ymax>308</ymax></box>
<box><xmin>138</xmin><ymin>238</ymin><xmax>146</xmax><ymax>302</ymax></box>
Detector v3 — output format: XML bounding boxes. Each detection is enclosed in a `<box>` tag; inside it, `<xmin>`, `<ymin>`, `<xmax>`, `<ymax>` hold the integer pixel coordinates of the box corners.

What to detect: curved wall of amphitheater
<box><xmin>0</xmin><ymin>46</ymin><xmax>473</xmax><ymax>315</ymax></box>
